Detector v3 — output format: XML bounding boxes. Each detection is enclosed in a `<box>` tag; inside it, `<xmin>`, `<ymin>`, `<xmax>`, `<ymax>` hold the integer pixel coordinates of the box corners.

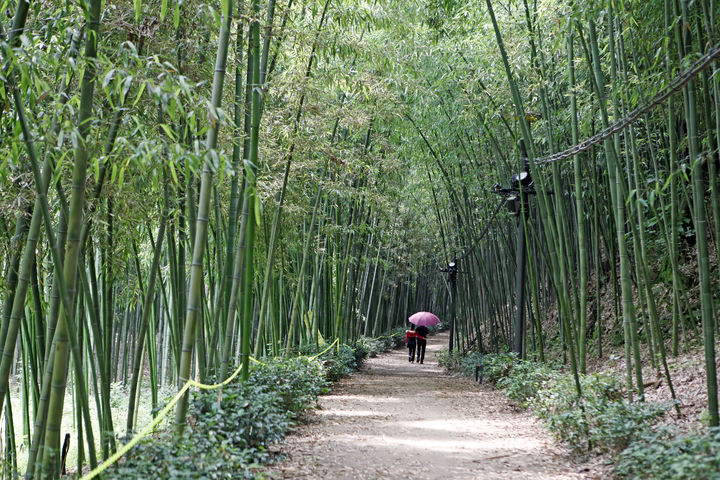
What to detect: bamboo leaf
<box><xmin>168</xmin><ymin>160</ymin><xmax>179</xmax><ymax>184</ymax></box>
<box><xmin>102</xmin><ymin>69</ymin><xmax>116</xmax><ymax>90</ymax></box>
<box><xmin>132</xmin><ymin>81</ymin><xmax>146</xmax><ymax>107</ymax></box>
<box><xmin>118</xmin><ymin>163</ymin><xmax>126</xmax><ymax>189</ymax></box>
<box><xmin>159</xmin><ymin>123</ymin><xmax>177</xmax><ymax>141</ymax></box>
<box><xmin>161</xmin><ymin>0</ymin><xmax>168</xmax><ymax>21</ymax></box>
<box><xmin>255</xmin><ymin>195</ymin><xmax>262</xmax><ymax>226</ymax></box>
<box><xmin>122</xmin><ymin>75</ymin><xmax>134</xmax><ymax>99</ymax></box>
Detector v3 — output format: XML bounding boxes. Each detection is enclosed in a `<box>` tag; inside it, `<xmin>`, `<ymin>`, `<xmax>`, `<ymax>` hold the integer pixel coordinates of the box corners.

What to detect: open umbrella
<box><xmin>408</xmin><ymin>311</ymin><xmax>440</xmax><ymax>327</ymax></box>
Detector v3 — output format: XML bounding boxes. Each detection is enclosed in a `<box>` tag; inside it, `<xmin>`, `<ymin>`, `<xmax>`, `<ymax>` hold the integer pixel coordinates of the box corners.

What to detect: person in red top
<box><xmin>405</xmin><ymin>325</ymin><xmax>417</xmax><ymax>362</ymax></box>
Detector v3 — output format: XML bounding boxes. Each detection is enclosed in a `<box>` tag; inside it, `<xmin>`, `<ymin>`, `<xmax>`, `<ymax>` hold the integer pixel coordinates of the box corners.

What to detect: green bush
<box><xmin>391</xmin><ymin>327</ymin><xmax>407</xmax><ymax>347</ymax></box>
<box><xmin>533</xmin><ymin>373</ymin><xmax>667</xmax><ymax>453</ymax></box>
<box><xmin>299</xmin><ymin>343</ymin><xmax>358</xmax><ymax>381</ymax></box>
<box><xmin>107</xmin><ymin>432</ymin><xmax>259</xmax><ymax>480</ymax></box>
<box><xmin>437</xmin><ymin>350</ymin><xmax>486</xmax><ymax>378</ymax></box>
<box><xmin>106</xmin><ymin>356</ymin><xmax>329</xmax><ymax>479</ymax></box>
<box><xmin>191</xmin><ymin>382</ymin><xmax>291</xmax><ymax>456</ymax></box>
<box><xmin>105</xmin><ymin>332</ymin><xmax>401</xmax><ymax>479</ymax></box>
<box><xmin>353</xmin><ymin>330</ymin><xmax>404</xmax><ymax>364</ymax></box>
<box><xmin>351</xmin><ymin>338</ymin><xmax>372</xmax><ymax>364</ymax></box>
<box><xmin>428</xmin><ymin>320</ymin><xmax>450</xmax><ymax>333</ymax></box>
<box><xmin>436</xmin><ymin>348</ymin><xmax>463</xmax><ymax>371</ymax></box>
<box><xmin>614</xmin><ymin>427</ymin><xmax>720</xmax><ymax>479</ymax></box>
<box><xmin>480</xmin><ymin>352</ymin><xmax>517</xmax><ymax>384</ymax></box>
<box><xmin>248</xmin><ymin>356</ymin><xmax>328</xmax><ymax>413</ymax></box>
<box><xmin>107</xmin><ymin>384</ymin><xmax>287</xmax><ymax>479</ymax></box>
<box><xmin>496</xmin><ymin>360</ymin><xmax>554</xmax><ymax>406</ymax></box>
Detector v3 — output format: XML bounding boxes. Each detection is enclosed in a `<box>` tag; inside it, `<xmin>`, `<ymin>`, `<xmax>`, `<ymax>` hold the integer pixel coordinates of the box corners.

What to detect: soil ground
<box><xmin>263</xmin><ymin>331</ymin><xmax>599</xmax><ymax>479</ymax></box>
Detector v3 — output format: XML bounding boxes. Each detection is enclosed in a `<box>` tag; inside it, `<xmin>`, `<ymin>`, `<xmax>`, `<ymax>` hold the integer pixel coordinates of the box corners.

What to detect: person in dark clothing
<box><xmin>405</xmin><ymin>325</ymin><xmax>417</xmax><ymax>362</ymax></box>
<box><xmin>415</xmin><ymin>325</ymin><xmax>429</xmax><ymax>363</ymax></box>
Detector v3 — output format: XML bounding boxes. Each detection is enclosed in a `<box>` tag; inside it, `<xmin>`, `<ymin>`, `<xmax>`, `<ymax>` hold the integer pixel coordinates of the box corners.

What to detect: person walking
<box><xmin>415</xmin><ymin>325</ymin><xmax>429</xmax><ymax>364</ymax></box>
<box><xmin>405</xmin><ymin>325</ymin><xmax>417</xmax><ymax>362</ymax></box>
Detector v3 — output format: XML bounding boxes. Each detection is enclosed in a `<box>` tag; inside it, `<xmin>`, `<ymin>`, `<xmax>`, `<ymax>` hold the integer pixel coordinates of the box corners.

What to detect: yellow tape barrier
<box><xmin>81</xmin><ymin>339</ymin><xmax>340</xmax><ymax>480</ymax></box>
<box><xmin>81</xmin><ymin>359</ymin><xmax>248</xmax><ymax>480</ymax></box>
<box><xmin>309</xmin><ymin>338</ymin><xmax>339</xmax><ymax>359</ymax></box>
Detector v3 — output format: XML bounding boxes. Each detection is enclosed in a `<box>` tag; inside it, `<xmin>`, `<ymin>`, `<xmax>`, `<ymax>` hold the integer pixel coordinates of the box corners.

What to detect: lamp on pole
<box><xmin>493</xmin><ymin>140</ymin><xmax>540</xmax><ymax>358</ymax></box>
<box><xmin>440</xmin><ymin>259</ymin><xmax>458</xmax><ymax>352</ymax></box>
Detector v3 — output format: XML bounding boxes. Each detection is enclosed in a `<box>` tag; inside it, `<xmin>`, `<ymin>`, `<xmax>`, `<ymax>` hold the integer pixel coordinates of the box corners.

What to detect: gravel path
<box><xmin>264</xmin><ymin>332</ymin><xmax>594</xmax><ymax>479</ymax></box>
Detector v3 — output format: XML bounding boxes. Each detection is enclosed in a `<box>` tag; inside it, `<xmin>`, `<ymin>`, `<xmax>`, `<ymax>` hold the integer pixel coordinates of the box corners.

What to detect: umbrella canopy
<box><xmin>408</xmin><ymin>311</ymin><xmax>440</xmax><ymax>327</ymax></box>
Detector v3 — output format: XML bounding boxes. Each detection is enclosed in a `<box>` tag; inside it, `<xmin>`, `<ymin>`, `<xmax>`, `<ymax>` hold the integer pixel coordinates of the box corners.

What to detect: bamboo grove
<box><xmin>1</xmin><ymin>0</ymin><xmax>720</xmax><ymax>477</ymax></box>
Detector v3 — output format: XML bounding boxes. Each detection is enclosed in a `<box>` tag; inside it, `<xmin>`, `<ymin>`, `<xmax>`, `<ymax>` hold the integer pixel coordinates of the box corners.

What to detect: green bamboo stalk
<box><xmin>583</xmin><ymin>15</ymin><xmax>636</xmax><ymax>400</ymax></box>
<box><xmin>566</xmin><ymin>13</ymin><xmax>589</xmax><ymax>372</ymax></box>
<box><xmin>285</xmin><ymin>174</ymin><xmax>325</xmax><ymax>352</ymax></box>
<box><xmin>40</xmin><ymin>0</ymin><xmax>103</xmax><ymax>471</ymax></box>
<box><xmin>0</xmin><ymin>213</ymin><xmax>27</xmax><ymax>354</ymax></box>
<box><xmin>215</xmin><ymin>1</ymin><xmax>247</xmax><ymax>360</ymax></box>
<box><xmin>679</xmin><ymin>0</ymin><xmax>718</xmax><ymax>425</ymax></box>
<box><xmin>174</xmin><ymin>0</ymin><xmax>234</xmax><ymax>431</ymax></box>
<box><xmin>239</xmin><ymin>0</ymin><xmax>263</xmax><ymax>381</ymax></box>
<box><xmin>127</xmin><ymin>181</ymin><xmax>169</xmax><ymax>433</ymax></box>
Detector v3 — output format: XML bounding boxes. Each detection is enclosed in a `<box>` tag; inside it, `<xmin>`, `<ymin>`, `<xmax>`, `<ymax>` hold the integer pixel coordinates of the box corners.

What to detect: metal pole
<box><xmin>513</xmin><ymin>202</ymin><xmax>527</xmax><ymax>357</ymax></box>
<box><xmin>449</xmin><ymin>262</ymin><xmax>457</xmax><ymax>352</ymax></box>
<box><xmin>513</xmin><ymin>141</ymin><xmax>530</xmax><ymax>357</ymax></box>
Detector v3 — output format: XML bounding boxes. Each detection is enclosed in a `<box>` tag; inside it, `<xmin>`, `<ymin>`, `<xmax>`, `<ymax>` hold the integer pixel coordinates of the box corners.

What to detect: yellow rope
<box><xmin>309</xmin><ymin>338</ymin><xmax>339</xmax><ymax>359</ymax></box>
<box><xmin>80</xmin><ymin>335</ymin><xmax>368</xmax><ymax>479</ymax></box>
<box><xmin>81</xmin><ymin>359</ymin><xmax>249</xmax><ymax>480</ymax></box>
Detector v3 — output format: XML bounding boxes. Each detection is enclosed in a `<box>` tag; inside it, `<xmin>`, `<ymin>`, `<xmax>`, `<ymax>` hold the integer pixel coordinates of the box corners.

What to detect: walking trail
<box><xmin>264</xmin><ymin>331</ymin><xmax>595</xmax><ymax>479</ymax></box>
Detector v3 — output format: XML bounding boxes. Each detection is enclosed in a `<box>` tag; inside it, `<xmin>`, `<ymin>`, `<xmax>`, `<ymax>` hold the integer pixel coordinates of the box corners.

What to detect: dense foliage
<box><xmin>534</xmin><ymin>373</ymin><xmax>668</xmax><ymax>454</ymax></box>
<box><xmin>2</xmin><ymin>0</ymin><xmax>720</xmax><ymax>476</ymax></box>
<box><xmin>615</xmin><ymin>427</ymin><xmax>720</xmax><ymax>480</ymax></box>
<box><xmin>105</xmin><ymin>339</ymin><xmax>371</xmax><ymax>479</ymax></box>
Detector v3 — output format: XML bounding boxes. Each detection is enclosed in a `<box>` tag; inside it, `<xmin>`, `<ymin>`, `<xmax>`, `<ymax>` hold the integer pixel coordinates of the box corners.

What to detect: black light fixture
<box><xmin>511</xmin><ymin>171</ymin><xmax>533</xmax><ymax>189</ymax></box>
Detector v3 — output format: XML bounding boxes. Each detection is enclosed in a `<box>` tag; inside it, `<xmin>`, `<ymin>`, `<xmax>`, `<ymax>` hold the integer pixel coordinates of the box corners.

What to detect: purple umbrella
<box><xmin>408</xmin><ymin>311</ymin><xmax>440</xmax><ymax>327</ymax></box>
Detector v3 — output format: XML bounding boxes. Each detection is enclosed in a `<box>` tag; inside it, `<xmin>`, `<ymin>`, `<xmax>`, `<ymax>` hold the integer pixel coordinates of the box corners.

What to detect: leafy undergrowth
<box><xmin>439</xmin><ymin>351</ymin><xmax>720</xmax><ymax>478</ymax></box>
<box><xmin>614</xmin><ymin>426</ymin><xmax>720</xmax><ymax>479</ymax></box>
<box><xmin>105</xmin><ymin>331</ymin><xmax>404</xmax><ymax>479</ymax></box>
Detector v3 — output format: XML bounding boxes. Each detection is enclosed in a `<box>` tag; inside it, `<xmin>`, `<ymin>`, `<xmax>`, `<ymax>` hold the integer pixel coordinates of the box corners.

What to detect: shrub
<box><xmin>191</xmin><ymin>382</ymin><xmax>291</xmax><ymax>458</ymax></box>
<box><xmin>614</xmin><ymin>427</ymin><xmax>720</xmax><ymax>479</ymax></box>
<box><xmin>106</xmin><ymin>332</ymin><xmax>403</xmax><ymax>479</ymax></box>
<box><xmin>106</xmin><ymin>382</ymin><xmax>286</xmax><ymax>479</ymax></box>
<box><xmin>106</xmin><ymin>356</ymin><xmax>329</xmax><ymax>479</ymax></box>
<box><xmin>299</xmin><ymin>343</ymin><xmax>358</xmax><ymax>381</ymax></box>
<box><xmin>437</xmin><ymin>350</ymin><xmax>488</xmax><ymax>378</ymax></box>
<box><xmin>533</xmin><ymin>373</ymin><xmax>667</xmax><ymax>453</ymax></box>
<box><xmin>353</xmin><ymin>331</ymin><xmax>404</xmax><ymax>364</ymax></box>
<box><xmin>496</xmin><ymin>360</ymin><xmax>554</xmax><ymax>406</ymax></box>
<box><xmin>428</xmin><ymin>320</ymin><xmax>450</xmax><ymax>333</ymax></box>
<box><xmin>249</xmin><ymin>356</ymin><xmax>328</xmax><ymax>413</ymax></box>
<box><xmin>351</xmin><ymin>338</ymin><xmax>371</xmax><ymax>364</ymax></box>
<box><xmin>480</xmin><ymin>353</ymin><xmax>517</xmax><ymax>384</ymax></box>
<box><xmin>321</xmin><ymin>344</ymin><xmax>357</xmax><ymax>381</ymax></box>
<box><xmin>436</xmin><ymin>348</ymin><xmax>463</xmax><ymax>371</ymax></box>
<box><xmin>106</xmin><ymin>432</ymin><xmax>258</xmax><ymax>480</ymax></box>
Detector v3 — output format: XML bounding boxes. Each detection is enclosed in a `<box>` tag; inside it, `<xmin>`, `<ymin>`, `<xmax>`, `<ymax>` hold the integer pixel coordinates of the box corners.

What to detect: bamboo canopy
<box><xmin>1</xmin><ymin>0</ymin><xmax>720</xmax><ymax>477</ymax></box>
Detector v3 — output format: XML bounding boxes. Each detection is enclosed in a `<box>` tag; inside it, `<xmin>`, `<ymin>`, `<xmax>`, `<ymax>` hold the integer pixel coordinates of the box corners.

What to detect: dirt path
<box><xmin>264</xmin><ymin>332</ymin><xmax>594</xmax><ymax>479</ymax></box>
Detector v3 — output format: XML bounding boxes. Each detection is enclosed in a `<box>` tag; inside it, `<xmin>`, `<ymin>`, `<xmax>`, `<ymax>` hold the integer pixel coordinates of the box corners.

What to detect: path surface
<box><xmin>264</xmin><ymin>332</ymin><xmax>594</xmax><ymax>479</ymax></box>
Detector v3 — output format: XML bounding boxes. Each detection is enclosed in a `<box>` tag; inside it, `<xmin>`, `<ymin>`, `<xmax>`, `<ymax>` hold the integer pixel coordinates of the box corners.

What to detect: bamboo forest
<box><xmin>1</xmin><ymin>0</ymin><xmax>720</xmax><ymax>478</ymax></box>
